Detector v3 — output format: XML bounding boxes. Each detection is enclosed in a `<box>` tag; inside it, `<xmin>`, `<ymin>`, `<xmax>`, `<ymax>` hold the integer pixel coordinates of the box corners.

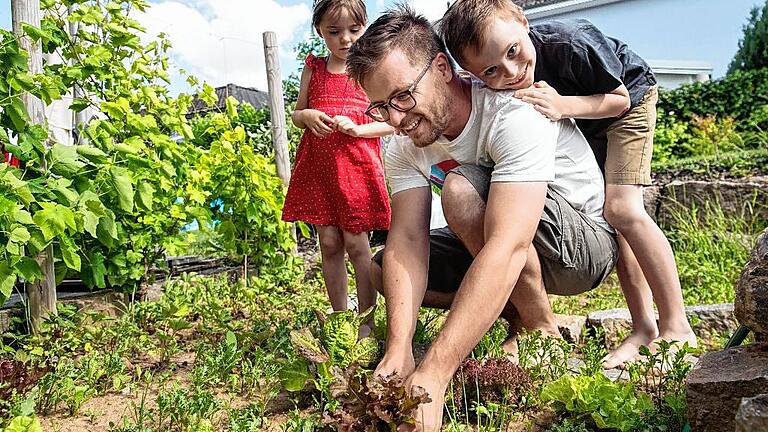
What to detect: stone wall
<box><xmin>643</xmin><ymin>176</ymin><xmax>768</xmax><ymax>225</ymax></box>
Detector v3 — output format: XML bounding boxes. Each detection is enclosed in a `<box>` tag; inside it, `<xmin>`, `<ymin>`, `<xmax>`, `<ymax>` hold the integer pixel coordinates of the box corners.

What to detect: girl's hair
<box><xmin>312</xmin><ymin>0</ymin><xmax>368</xmax><ymax>34</ymax></box>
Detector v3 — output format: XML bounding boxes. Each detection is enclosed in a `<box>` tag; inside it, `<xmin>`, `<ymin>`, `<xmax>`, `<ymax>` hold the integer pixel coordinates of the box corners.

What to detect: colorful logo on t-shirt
<box><xmin>429</xmin><ymin>159</ymin><xmax>460</xmax><ymax>190</ymax></box>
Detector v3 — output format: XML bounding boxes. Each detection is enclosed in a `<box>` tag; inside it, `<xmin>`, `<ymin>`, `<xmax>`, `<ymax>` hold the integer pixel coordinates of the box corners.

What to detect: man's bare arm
<box><xmin>417</xmin><ymin>181</ymin><xmax>547</xmax><ymax>384</ymax></box>
<box><xmin>374</xmin><ymin>186</ymin><xmax>432</xmax><ymax>376</ymax></box>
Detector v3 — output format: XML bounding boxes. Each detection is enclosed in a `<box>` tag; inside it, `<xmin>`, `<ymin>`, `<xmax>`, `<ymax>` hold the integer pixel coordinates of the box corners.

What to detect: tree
<box><xmin>729</xmin><ymin>1</ymin><xmax>768</xmax><ymax>73</ymax></box>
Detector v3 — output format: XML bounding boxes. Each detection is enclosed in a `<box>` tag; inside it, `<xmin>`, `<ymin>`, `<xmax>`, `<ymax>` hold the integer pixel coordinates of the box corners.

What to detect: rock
<box><xmin>736</xmin><ymin>393</ymin><xmax>768</xmax><ymax>432</ymax></box>
<box><xmin>687</xmin><ymin>303</ymin><xmax>739</xmax><ymax>351</ymax></box>
<box><xmin>642</xmin><ymin>185</ymin><xmax>661</xmax><ymax>221</ymax></box>
<box><xmin>686</xmin><ymin>344</ymin><xmax>768</xmax><ymax>432</ymax></box>
<box><xmin>603</xmin><ymin>367</ymin><xmax>629</xmax><ymax>382</ymax></box>
<box><xmin>587</xmin><ymin>304</ymin><xmax>737</xmax><ymax>350</ymax></box>
<box><xmin>586</xmin><ymin>308</ymin><xmax>633</xmax><ymax>350</ymax></box>
<box><xmin>657</xmin><ymin>177</ymin><xmax>768</xmax><ymax>227</ymax></box>
<box><xmin>555</xmin><ymin>314</ymin><xmax>586</xmax><ymax>344</ymax></box>
<box><xmin>735</xmin><ymin>229</ymin><xmax>768</xmax><ymax>338</ymax></box>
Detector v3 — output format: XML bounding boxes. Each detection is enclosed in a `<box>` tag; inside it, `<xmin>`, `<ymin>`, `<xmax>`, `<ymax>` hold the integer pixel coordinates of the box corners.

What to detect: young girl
<box><xmin>282</xmin><ymin>0</ymin><xmax>393</xmax><ymax>336</ymax></box>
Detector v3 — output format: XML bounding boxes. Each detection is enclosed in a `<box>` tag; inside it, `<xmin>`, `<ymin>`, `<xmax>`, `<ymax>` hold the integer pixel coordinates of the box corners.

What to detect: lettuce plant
<box><xmin>541</xmin><ymin>374</ymin><xmax>653</xmax><ymax>432</ymax></box>
<box><xmin>279</xmin><ymin>307</ymin><xmax>379</xmax><ymax>393</ymax></box>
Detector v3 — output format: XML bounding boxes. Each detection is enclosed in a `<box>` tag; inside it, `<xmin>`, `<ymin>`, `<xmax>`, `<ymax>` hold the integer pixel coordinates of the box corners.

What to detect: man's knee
<box><xmin>442</xmin><ymin>173</ymin><xmax>485</xmax><ymax>231</ymax></box>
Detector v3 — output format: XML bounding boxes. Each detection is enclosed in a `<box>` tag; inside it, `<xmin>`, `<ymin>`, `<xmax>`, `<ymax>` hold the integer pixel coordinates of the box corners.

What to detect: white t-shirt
<box><xmin>385</xmin><ymin>81</ymin><xmax>610</xmax><ymax>231</ymax></box>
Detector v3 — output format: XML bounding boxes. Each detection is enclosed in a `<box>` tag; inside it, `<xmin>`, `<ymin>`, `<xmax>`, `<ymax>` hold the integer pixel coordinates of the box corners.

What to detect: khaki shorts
<box><xmin>373</xmin><ymin>165</ymin><xmax>618</xmax><ymax>296</ymax></box>
<box><xmin>592</xmin><ymin>85</ymin><xmax>658</xmax><ymax>186</ymax></box>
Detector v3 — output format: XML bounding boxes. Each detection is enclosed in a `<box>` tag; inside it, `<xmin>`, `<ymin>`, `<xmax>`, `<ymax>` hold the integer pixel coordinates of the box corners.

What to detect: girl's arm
<box><xmin>291</xmin><ymin>65</ymin><xmax>313</xmax><ymax>128</ymax></box>
<box><xmin>292</xmin><ymin>64</ymin><xmax>333</xmax><ymax>137</ymax></box>
<box><xmin>333</xmin><ymin>117</ymin><xmax>394</xmax><ymax>138</ymax></box>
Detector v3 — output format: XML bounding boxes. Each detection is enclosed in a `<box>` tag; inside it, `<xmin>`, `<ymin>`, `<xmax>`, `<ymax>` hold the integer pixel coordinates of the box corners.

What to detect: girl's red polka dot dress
<box><xmin>282</xmin><ymin>54</ymin><xmax>391</xmax><ymax>233</ymax></box>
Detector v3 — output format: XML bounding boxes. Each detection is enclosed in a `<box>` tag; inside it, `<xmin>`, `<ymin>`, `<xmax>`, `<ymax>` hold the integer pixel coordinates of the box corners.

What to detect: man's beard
<box><xmin>410</xmin><ymin>88</ymin><xmax>451</xmax><ymax>148</ymax></box>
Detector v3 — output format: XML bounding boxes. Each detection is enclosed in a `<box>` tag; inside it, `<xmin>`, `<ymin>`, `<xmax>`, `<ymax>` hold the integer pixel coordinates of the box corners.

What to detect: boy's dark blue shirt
<box><xmin>530</xmin><ymin>19</ymin><xmax>656</xmax><ymax>141</ymax></box>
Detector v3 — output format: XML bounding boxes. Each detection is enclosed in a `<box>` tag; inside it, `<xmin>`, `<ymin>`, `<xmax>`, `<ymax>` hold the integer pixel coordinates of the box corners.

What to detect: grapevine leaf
<box><xmin>136</xmin><ymin>183</ymin><xmax>154</xmax><ymax>211</ymax></box>
<box><xmin>10</xmin><ymin>226</ymin><xmax>30</xmax><ymax>244</ymax></box>
<box><xmin>14</xmin><ymin>257</ymin><xmax>42</xmax><ymax>282</ymax></box>
<box><xmin>109</xmin><ymin>167</ymin><xmax>134</xmax><ymax>212</ymax></box>
<box><xmin>60</xmin><ymin>235</ymin><xmax>81</xmax><ymax>271</ymax></box>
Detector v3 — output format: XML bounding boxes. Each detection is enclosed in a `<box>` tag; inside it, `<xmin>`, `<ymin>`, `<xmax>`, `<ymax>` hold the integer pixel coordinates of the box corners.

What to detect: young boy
<box><xmin>439</xmin><ymin>0</ymin><xmax>696</xmax><ymax>368</ymax></box>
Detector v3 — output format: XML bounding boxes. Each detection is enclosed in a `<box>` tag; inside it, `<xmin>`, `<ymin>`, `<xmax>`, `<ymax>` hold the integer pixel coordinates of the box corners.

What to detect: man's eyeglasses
<box><xmin>365</xmin><ymin>58</ymin><xmax>434</xmax><ymax>123</ymax></box>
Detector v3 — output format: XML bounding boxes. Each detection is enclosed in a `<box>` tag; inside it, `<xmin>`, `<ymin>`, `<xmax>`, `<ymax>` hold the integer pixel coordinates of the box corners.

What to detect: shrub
<box><xmin>657</xmin><ymin>68</ymin><xmax>768</xmax><ymax>132</ymax></box>
<box><xmin>729</xmin><ymin>1</ymin><xmax>768</xmax><ymax>73</ymax></box>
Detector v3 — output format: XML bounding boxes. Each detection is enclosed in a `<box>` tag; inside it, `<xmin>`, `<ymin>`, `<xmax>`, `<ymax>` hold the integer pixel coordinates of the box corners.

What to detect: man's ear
<box><xmin>521</xmin><ymin>15</ymin><xmax>530</xmax><ymax>32</ymax></box>
<box><xmin>434</xmin><ymin>53</ymin><xmax>454</xmax><ymax>83</ymax></box>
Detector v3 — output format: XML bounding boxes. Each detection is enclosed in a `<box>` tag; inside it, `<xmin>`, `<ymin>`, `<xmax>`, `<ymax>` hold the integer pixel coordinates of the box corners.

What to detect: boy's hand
<box><xmin>514</xmin><ymin>81</ymin><xmax>569</xmax><ymax>121</ymax></box>
<box><xmin>303</xmin><ymin>109</ymin><xmax>334</xmax><ymax>138</ymax></box>
<box><xmin>332</xmin><ymin>115</ymin><xmax>360</xmax><ymax>137</ymax></box>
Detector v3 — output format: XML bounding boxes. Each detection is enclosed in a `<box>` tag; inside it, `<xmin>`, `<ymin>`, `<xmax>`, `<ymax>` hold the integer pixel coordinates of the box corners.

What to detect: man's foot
<box><xmin>401</xmin><ymin>371</ymin><xmax>445</xmax><ymax>432</ymax></box>
<box><xmin>602</xmin><ymin>328</ymin><xmax>658</xmax><ymax>369</ymax></box>
<box><xmin>502</xmin><ymin>336</ymin><xmax>519</xmax><ymax>364</ymax></box>
<box><xmin>358</xmin><ymin>323</ymin><xmax>373</xmax><ymax>340</ymax></box>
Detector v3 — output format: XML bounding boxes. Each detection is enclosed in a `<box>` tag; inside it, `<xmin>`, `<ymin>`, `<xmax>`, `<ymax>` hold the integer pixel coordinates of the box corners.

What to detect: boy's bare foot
<box><xmin>652</xmin><ymin>328</ymin><xmax>698</xmax><ymax>350</ymax></box>
<box><xmin>649</xmin><ymin>328</ymin><xmax>698</xmax><ymax>363</ymax></box>
<box><xmin>602</xmin><ymin>328</ymin><xmax>658</xmax><ymax>369</ymax></box>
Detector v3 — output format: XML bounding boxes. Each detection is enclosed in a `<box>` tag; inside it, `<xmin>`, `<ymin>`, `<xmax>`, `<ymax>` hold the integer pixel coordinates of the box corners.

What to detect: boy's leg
<box><xmin>603</xmin><ymin>185</ymin><xmax>696</xmax><ymax>348</ymax></box>
<box><xmin>602</xmin><ymin>85</ymin><xmax>696</xmax><ymax>367</ymax></box>
<box><xmin>343</xmin><ymin>230</ymin><xmax>376</xmax><ymax>337</ymax></box>
<box><xmin>317</xmin><ymin>225</ymin><xmax>348</xmax><ymax>311</ymax></box>
<box><xmin>603</xmin><ymin>232</ymin><xmax>658</xmax><ymax>368</ymax></box>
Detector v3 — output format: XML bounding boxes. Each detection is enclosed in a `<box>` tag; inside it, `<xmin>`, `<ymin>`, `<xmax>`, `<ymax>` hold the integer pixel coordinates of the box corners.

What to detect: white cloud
<box><xmin>407</xmin><ymin>0</ymin><xmax>451</xmax><ymax>22</ymax></box>
<box><xmin>135</xmin><ymin>0</ymin><xmax>311</xmax><ymax>92</ymax></box>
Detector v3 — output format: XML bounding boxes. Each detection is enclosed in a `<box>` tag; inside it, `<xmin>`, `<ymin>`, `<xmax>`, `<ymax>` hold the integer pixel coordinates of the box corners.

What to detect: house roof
<box><xmin>520</xmin><ymin>0</ymin><xmax>628</xmax><ymax>19</ymax></box>
<box><xmin>514</xmin><ymin>0</ymin><xmax>571</xmax><ymax>8</ymax></box>
<box><xmin>187</xmin><ymin>83</ymin><xmax>268</xmax><ymax>117</ymax></box>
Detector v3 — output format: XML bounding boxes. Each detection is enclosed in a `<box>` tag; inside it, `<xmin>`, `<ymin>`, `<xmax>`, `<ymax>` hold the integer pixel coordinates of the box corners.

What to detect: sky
<box><xmin>0</xmin><ymin>0</ymin><xmax>451</xmax><ymax>95</ymax></box>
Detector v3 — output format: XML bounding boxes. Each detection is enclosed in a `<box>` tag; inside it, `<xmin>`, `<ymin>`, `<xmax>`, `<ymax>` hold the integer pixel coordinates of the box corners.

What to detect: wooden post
<box><xmin>13</xmin><ymin>0</ymin><xmax>57</xmax><ymax>333</ymax></box>
<box><xmin>262</xmin><ymin>31</ymin><xmax>291</xmax><ymax>187</ymax></box>
<box><xmin>68</xmin><ymin>6</ymin><xmax>88</xmax><ymax>143</ymax></box>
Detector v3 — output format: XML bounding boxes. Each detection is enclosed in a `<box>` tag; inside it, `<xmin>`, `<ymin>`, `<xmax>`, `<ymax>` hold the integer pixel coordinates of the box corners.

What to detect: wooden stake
<box><xmin>262</xmin><ymin>31</ymin><xmax>291</xmax><ymax>187</ymax></box>
<box><xmin>13</xmin><ymin>0</ymin><xmax>57</xmax><ymax>333</ymax></box>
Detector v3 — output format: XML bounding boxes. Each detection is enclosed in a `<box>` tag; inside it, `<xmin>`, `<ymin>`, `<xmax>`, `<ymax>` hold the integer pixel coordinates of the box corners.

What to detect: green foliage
<box><xmin>191</xmin><ymin>96</ymin><xmax>296</xmax><ymax>273</ymax></box>
<box><xmin>729</xmin><ymin>1</ymin><xmax>768</xmax><ymax>73</ymax></box>
<box><xmin>1</xmin><ymin>416</ymin><xmax>42</xmax><ymax>432</ymax></box>
<box><xmin>665</xmin><ymin>201</ymin><xmax>766</xmax><ymax>305</ymax></box>
<box><xmin>541</xmin><ymin>374</ymin><xmax>653</xmax><ymax>432</ymax></box>
<box><xmin>2</xmin><ymin>1</ymin><xmax>297</xmax><ymax>305</ymax></box>
<box><xmin>657</xmin><ymin>68</ymin><xmax>768</xmax><ymax>134</ymax></box>
<box><xmin>626</xmin><ymin>341</ymin><xmax>695</xmax><ymax>430</ymax></box>
<box><xmin>0</xmin><ymin>0</ymin><xmax>210</xmax><ymax>303</ymax></box>
<box><xmin>518</xmin><ymin>330</ymin><xmax>573</xmax><ymax>385</ymax></box>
